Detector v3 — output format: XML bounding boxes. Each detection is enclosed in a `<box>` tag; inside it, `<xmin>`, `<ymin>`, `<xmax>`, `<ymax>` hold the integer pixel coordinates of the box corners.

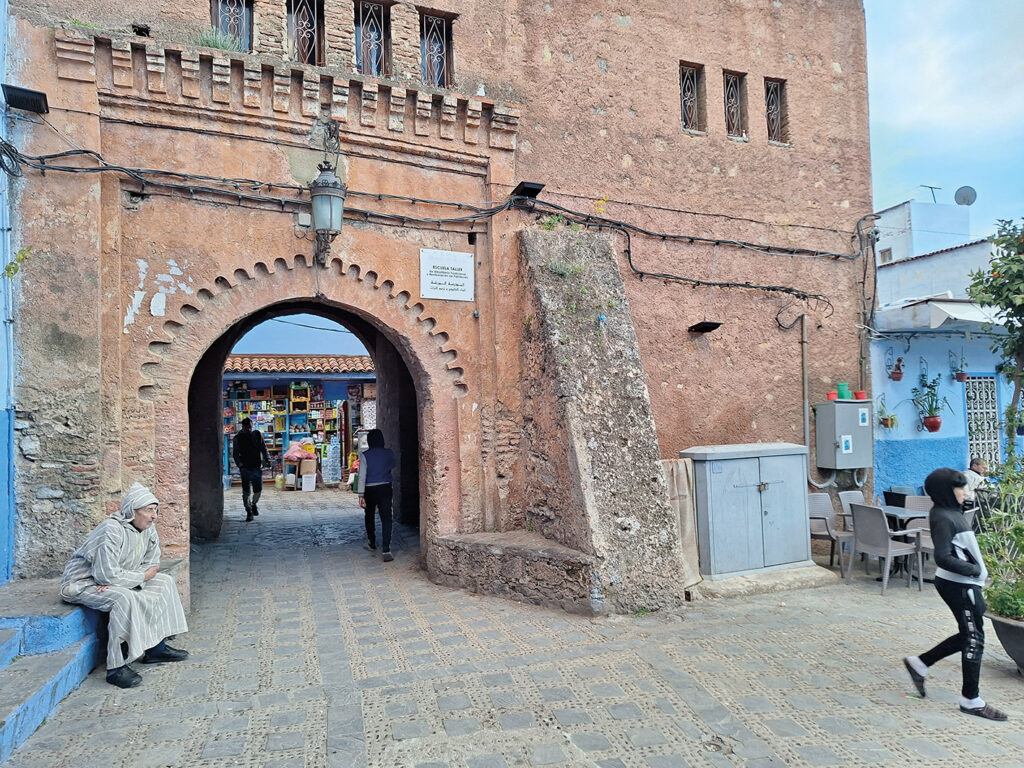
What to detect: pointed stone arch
<box><xmin>119</xmin><ymin>251</ymin><xmax>475</xmax><ymax>590</ymax></box>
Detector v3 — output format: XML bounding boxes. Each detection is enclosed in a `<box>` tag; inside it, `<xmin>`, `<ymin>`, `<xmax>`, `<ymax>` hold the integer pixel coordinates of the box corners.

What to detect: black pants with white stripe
<box><xmin>920</xmin><ymin>576</ymin><xmax>986</xmax><ymax>699</ymax></box>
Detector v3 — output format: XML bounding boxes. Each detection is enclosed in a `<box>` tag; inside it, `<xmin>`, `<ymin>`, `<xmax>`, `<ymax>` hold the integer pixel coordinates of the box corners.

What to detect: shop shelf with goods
<box><xmin>222</xmin><ymin>389</ymin><xmax>283</xmax><ymax>483</ymax></box>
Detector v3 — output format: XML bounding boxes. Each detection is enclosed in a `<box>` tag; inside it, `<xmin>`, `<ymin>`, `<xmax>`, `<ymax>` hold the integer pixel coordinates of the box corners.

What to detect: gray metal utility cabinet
<box><xmin>679</xmin><ymin>443</ymin><xmax>811</xmax><ymax>579</ymax></box>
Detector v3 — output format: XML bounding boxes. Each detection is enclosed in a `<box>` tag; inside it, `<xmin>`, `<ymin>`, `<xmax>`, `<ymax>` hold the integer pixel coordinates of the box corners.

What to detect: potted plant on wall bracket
<box><xmin>977</xmin><ymin>494</ymin><xmax>1024</xmax><ymax>674</ymax></box>
<box><xmin>951</xmin><ymin>352</ymin><xmax>969</xmax><ymax>382</ymax></box>
<box><xmin>911</xmin><ymin>373</ymin><xmax>954</xmax><ymax>432</ymax></box>
<box><xmin>889</xmin><ymin>356</ymin><xmax>905</xmax><ymax>381</ymax></box>
<box><xmin>877</xmin><ymin>395</ymin><xmax>899</xmax><ymax>429</ymax></box>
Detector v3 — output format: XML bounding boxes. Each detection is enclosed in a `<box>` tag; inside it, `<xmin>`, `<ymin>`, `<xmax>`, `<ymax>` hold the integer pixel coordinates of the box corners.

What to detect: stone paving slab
<box><xmin>5</xmin><ymin>488</ymin><xmax>1023</xmax><ymax>767</ymax></box>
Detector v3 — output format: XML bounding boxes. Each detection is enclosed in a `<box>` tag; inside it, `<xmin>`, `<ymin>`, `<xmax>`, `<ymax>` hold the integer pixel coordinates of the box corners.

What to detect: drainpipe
<box><xmin>0</xmin><ymin>0</ymin><xmax>14</xmax><ymax>582</ymax></box>
<box><xmin>803</xmin><ymin>313</ymin><xmax>836</xmax><ymax>488</ymax></box>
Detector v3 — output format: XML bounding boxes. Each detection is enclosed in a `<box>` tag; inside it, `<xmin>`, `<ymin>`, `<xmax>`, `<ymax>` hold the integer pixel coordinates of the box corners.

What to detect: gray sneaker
<box><xmin>382</xmin><ymin>551</ymin><xmax>394</xmax><ymax>562</ymax></box>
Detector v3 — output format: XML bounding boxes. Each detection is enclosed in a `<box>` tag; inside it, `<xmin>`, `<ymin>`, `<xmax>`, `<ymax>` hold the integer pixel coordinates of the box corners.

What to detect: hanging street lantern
<box><xmin>309</xmin><ymin>160</ymin><xmax>346</xmax><ymax>266</ymax></box>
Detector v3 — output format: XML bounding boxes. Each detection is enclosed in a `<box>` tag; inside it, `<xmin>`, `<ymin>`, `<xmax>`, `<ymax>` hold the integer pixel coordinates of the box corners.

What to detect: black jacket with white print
<box><xmin>929</xmin><ymin>505</ymin><xmax>987</xmax><ymax>587</ymax></box>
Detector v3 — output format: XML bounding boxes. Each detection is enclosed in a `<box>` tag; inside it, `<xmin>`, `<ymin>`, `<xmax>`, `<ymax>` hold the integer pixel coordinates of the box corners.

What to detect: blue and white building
<box><xmin>870</xmin><ymin>200</ymin><xmax>1007</xmax><ymax>494</ymax></box>
<box><xmin>1</xmin><ymin>0</ymin><xmax>15</xmax><ymax>584</ymax></box>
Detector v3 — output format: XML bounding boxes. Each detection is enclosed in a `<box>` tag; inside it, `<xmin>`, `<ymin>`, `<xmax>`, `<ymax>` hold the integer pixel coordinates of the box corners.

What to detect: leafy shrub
<box><xmin>192</xmin><ymin>27</ymin><xmax>243</xmax><ymax>52</ymax></box>
<box><xmin>977</xmin><ymin>492</ymin><xmax>1024</xmax><ymax>620</ymax></box>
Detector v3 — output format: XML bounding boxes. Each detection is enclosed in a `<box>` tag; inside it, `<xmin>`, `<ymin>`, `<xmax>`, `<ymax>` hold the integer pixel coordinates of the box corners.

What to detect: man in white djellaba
<box><xmin>60</xmin><ymin>482</ymin><xmax>189</xmax><ymax>688</ymax></box>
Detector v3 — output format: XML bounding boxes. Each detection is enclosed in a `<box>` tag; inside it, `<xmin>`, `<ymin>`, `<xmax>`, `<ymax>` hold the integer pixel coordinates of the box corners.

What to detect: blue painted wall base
<box><xmin>874</xmin><ymin>436</ymin><xmax>967</xmax><ymax>496</ymax></box>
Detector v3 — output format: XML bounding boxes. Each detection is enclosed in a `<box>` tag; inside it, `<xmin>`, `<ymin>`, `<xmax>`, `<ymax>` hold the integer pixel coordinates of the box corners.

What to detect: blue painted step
<box><xmin>0</xmin><ymin>628</ymin><xmax>20</xmax><ymax>671</ymax></box>
<box><xmin>0</xmin><ymin>636</ymin><xmax>103</xmax><ymax>762</ymax></box>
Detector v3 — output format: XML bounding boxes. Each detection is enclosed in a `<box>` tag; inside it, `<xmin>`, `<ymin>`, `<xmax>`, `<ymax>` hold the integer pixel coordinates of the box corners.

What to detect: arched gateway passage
<box><xmin>188</xmin><ymin>302</ymin><xmax>420</xmax><ymax>540</ymax></box>
<box><xmin>135</xmin><ymin>253</ymin><xmax>469</xmax><ymax>579</ymax></box>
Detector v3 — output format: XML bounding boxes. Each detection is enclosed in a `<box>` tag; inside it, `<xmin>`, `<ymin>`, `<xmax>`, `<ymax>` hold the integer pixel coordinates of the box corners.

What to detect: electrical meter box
<box><xmin>814</xmin><ymin>400</ymin><xmax>873</xmax><ymax>469</ymax></box>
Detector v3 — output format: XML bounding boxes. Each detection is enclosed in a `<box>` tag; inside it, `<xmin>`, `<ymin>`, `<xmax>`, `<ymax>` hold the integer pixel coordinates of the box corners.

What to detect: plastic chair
<box><xmin>837</xmin><ymin>490</ymin><xmax>864</xmax><ymax>531</ymax></box>
<box><xmin>903</xmin><ymin>495</ymin><xmax>932</xmax><ymax>513</ymax></box>
<box><xmin>808</xmin><ymin>493</ymin><xmax>853</xmax><ymax>571</ymax></box>
<box><xmin>847</xmin><ymin>503</ymin><xmax>923</xmax><ymax>595</ymax></box>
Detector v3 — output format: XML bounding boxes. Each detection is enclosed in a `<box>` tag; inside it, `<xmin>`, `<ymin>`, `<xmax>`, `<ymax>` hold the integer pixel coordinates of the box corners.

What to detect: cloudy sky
<box><xmin>236</xmin><ymin>1</ymin><xmax>1022</xmax><ymax>355</ymax></box>
<box><xmin>864</xmin><ymin>0</ymin><xmax>1024</xmax><ymax>236</ymax></box>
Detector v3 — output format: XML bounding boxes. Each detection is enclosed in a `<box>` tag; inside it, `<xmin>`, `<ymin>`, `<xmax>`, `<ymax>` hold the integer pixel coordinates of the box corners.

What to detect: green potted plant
<box><xmin>977</xmin><ymin>494</ymin><xmax>1024</xmax><ymax>674</ymax></box>
<box><xmin>877</xmin><ymin>396</ymin><xmax>899</xmax><ymax>429</ymax></box>
<box><xmin>911</xmin><ymin>373</ymin><xmax>954</xmax><ymax>432</ymax></box>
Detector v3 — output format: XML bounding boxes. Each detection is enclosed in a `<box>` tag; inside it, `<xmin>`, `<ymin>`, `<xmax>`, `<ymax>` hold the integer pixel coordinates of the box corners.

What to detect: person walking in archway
<box><xmin>233</xmin><ymin>417</ymin><xmax>270</xmax><ymax>522</ymax></box>
<box><xmin>358</xmin><ymin>428</ymin><xmax>396</xmax><ymax>561</ymax></box>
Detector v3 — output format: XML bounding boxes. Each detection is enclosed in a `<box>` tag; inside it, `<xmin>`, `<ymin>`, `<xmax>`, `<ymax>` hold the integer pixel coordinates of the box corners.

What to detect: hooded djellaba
<box><xmin>60</xmin><ymin>482</ymin><xmax>189</xmax><ymax>688</ymax></box>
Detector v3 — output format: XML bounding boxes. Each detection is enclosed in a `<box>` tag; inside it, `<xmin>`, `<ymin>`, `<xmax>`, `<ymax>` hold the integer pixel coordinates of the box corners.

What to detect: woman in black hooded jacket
<box><xmin>903</xmin><ymin>467</ymin><xmax>1008</xmax><ymax>721</ymax></box>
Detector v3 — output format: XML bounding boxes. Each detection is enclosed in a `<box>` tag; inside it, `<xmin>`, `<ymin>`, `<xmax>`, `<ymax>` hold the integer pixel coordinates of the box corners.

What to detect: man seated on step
<box><xmin>59</xmin><ymin>482</ymin><xmax>190</xmax><ymax>688</ymax></box>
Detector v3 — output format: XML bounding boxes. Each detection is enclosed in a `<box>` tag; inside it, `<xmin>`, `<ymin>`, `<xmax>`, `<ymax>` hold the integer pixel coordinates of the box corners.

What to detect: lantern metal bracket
<box><xmin>314</xmin><ymin>230</ymin><xmax>337</xmax><ymax>267</ymax></box>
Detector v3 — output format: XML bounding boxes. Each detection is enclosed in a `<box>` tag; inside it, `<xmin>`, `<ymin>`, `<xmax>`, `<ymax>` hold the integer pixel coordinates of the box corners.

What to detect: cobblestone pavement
<box><xmin>6</xmin><ymin>489</ymin><xmax>1024</xmax><ymax>768</ymax></box>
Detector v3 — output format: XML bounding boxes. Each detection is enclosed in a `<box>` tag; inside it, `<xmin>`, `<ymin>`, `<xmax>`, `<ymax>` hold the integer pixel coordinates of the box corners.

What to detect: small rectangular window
<box><xmin>879</xmin><ymin>248</ymin><xmax>893</xmax><ymax>264</ymax></box>
<box><xmin>679</xmin><ymin>62</ymin><xmax>706</xmax><ymax>132</ymax></box>
<box><xmin>765</xmin><ymin>78</ymin><xmax>788</xmax><ymax>143</ymax></box>
<box><xmin>723</xmin><ymin>71</ymin><xmax>747</xmax><ymax>138</ymax></box>
<box><xmin>420</xmin><ymin>11</ymin><xmax>453</xmax><ymax>87</ymax></box>
<box><xmin>355</xmin><ymin>1</ymin><xmax>391</xmax><ymax>76</ymax></box>
<box><xmin>211</xmin><ymin>0</ymin><xmax>253</xmax><ymax>51</ymax></box>
<box><xmin>287</xmin><ymin>0</ymin><xmax>325</xmax><ymax>66</ymax></box>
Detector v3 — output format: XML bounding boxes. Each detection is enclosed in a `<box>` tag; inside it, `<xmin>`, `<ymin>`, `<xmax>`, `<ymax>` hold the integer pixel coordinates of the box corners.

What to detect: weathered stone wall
<box><xmin>518</xmin><ymin>229</ymin><xmax>693</xmax><ymax>611</ymax></box>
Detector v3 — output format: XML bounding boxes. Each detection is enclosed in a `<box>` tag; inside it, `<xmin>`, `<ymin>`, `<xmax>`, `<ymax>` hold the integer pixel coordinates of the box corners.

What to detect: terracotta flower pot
<box><xmin>954</xmin><ymin>371</ymin><xmax>968</xmax><ymax>382</ymax></box>
<box><xmin>922</xmin><ymin>415</ymin><xmax>942</xmax><ymax>432</ymax></box>
<box><xmin>880</xmin><ymin>417</ymin><xmax>897</xmax><ymax>429</ymax></box>
<box><xmin>890</xmin><ymin>370</ymin><xmax>904</xmax><ymax>381</ymax></box>
<box><xmin>988</xmin><ymin>614</ymin><xmax>1024</xmax><ymax>675</ymax></box>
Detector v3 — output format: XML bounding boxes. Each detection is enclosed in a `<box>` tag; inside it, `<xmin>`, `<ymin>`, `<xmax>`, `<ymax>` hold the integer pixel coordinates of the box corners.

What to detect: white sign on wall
<box><xmin>420</xmin><ymin>249</ymin><xmax>475</xmax><ymax>302</ymax></box>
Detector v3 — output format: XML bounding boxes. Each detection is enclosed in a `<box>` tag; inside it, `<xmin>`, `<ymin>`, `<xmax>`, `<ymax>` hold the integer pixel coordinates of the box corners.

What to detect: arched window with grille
<box><xmin>420</xmin><ymin>11</ymin><xmax>453</xmax><ymax>88</ymax></box>
<box><xmin>287</xmin><ymin>0</ymin><xmax>325</xmax><ymax>66</ymax></box>
<box><xmin>211</xmin><ymin>0</ymin><xmax>253</xmax><ymax>51</ymax></box>
<box><xmin>355</xmin><ymin>1</ymin><xmax>391</xmax><ymax>76</ymax></box>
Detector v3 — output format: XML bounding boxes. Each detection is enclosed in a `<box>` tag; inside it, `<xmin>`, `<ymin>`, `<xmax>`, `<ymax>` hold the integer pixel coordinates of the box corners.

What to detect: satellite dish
<box><xmin>954</xmin><ymin>186</ymin><xmax>977</xmax><ymax>206</ymax></box>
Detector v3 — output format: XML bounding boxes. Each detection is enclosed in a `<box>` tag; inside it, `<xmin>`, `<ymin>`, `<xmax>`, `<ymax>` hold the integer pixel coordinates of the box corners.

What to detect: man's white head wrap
<box><xmin>118</xmin><ymin>482</ymin><xmax>159</xmax><ymax>521</ymax></box>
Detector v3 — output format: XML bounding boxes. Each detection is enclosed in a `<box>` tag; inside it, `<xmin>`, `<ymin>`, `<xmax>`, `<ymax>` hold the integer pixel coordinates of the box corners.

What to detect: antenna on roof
<box><xmin>954</xmin><ymin>186</ymin><xmax>977</xmax><ymax>206</ymax></box>
<box><xmin>920</xmin><ymin>184</ymin><xmax>941</xmax><ymax>203</ymax></box>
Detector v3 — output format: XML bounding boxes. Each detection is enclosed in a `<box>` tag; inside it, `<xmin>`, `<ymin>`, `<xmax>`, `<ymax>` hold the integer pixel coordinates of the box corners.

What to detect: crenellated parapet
<box><xmin>53</xmin><ymin>27</ymin><xmax>520</xmax><ymax>153</ymax></box>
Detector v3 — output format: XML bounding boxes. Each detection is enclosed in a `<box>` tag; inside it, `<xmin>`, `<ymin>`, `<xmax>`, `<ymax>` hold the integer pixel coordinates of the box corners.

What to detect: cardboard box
<box><xmin>299</xmin><ymin>458</ymin><xmax>317</xmax><ymax>476</ymax></box>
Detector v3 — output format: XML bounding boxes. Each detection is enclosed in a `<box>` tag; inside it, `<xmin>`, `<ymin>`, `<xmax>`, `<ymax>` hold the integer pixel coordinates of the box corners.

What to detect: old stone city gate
<box><xmin>6</xmin><ymin>28</ymin><xmax>705</xmax><ymax>614</ymax></box>
<box><xmin>4</xmin><ymin>3</ymin><xmax>870</xmax><ymax>613</ymax></box>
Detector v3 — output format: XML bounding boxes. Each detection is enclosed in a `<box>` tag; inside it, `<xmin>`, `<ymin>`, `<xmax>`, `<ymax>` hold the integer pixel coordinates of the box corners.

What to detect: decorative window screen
<box><xmin>356</xmin><ymin>2</ymin><xmax>390</xmax><ymax>76</ymax></box>
<box><xmin>679</xmin><ymin>63</ymin><xmax>705</xmax><ymax>131</ymax></box>
<box><xmin>724</xmin><ymin>71</ymin><xmax>746</xmax><ymax>138</ymax></box>
<box><xmin>965</xmin><ymin>376</ymin><xmax>1001</xmax><ymax>467</ymax></box>
<box><xmin>765</xmin><ymin>78</ymin><xmax>786</xmax><ymax>142</ymax></box>
<box><xmin>211</xmin><ymin>0</ymin><xmax>253</xmax><ymax>51</ymax></box>
<box><xmin>287</xmin><ymin>0</ymin><xmax>324</xmax><ymax>66</ymax></box>
<box><xmin>420</xmin><ymin>13</ymin><xmax>452</xmax><ymax>87</ymax></box>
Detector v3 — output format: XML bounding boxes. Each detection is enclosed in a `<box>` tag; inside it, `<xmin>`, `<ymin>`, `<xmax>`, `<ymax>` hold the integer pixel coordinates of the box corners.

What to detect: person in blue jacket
<box><xmin>357</xmin><ymin>429</ymin><xmax>397</xmax><ymax>562</ymax></box>
<box><xmin>903</xmin><ymin>467</ymin><xmax>1008</xmax><ymax>721</ymax></box>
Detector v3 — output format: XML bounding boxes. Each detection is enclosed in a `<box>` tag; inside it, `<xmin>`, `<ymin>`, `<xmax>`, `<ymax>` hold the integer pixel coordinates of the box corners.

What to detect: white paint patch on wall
<box><xmin>136</xmin><ymin>258</ymin><xmax>148</xmax><ymax>289</ymax></box>
<box><xmin>150</xmin><ymin>292</ymin><xmax>166</xmax><ymax>317</ymax></box>
<box><xmin>124</xmin><ymin>290</ymin><xmax>145</xmax><ymax>332</ymax></box>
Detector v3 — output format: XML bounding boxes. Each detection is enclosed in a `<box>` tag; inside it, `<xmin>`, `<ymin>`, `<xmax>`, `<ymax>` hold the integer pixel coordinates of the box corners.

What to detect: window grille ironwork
<box><xmin>420</xmin><ymin>13</ymin><xmax>451</xmax><ymax>87</ymax></box>
<box><xmin>965</xmin><ymin>376</ymin><xmax>1001</xmax><ymax>467</ymax></box>
<box><xmin>724</xmin><ymin>72</ymin><xmax>744</xmax><ymax>137</ymax></box>
<box><xmin>356</xmin><ymin>2</ymin><xmax>388</xmax><ymax>76</ymax></box>
<box><xmin>680</xmin><ymin>64</ymin><xmax>700</xmax><ymax>130</ymax></box>
<box><xmin>288</xmin><ymin>0</ymin><xmax>323</xmax><ymax>66</ymax></box>
<box><xmin>765</xmin><ymin>78</ymin><xmax>785</xmax><ymax>142</ymax></box>
<box><xmin>211</xmin><ymin>0</ymin><xmax>253</xmax><ymax>51</ymax></box>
